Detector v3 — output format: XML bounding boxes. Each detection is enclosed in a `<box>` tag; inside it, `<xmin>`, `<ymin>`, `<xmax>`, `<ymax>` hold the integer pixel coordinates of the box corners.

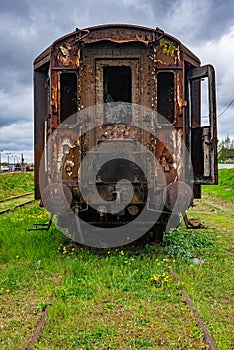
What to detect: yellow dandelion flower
<box><xmin>6</xmin><ymin>289</ymin><xmax>10</xmax><ymax>293</ymax></box>
<box><xmin>168</xmin><ymin>265</ymin><xmax>172</xmax><ymax>269</ymax></box>
<box><xmin>107</xmin><ymin>251</ymin><xmax>111</xmax><ymax>254</ymax></box>
<box><xmin>172</xmin><ymin>259</ymin><xmax>176</xmax><ymax>263</ymax></box>
<box><xmin>16</xmin><ymin>255</ymin><xmax>19</xmax><ymax>259</ymax></box>
<box><xmin>71</xmin><ymin>248</ymin><xmax>75</xmax><ymax>251</ymax></box>
<box><xmin>120</xmin><ymin>251</ymin><xmax>124</xmax><ymax>256</ymax></box>
<box><xmin>1</xmin><ymin>287</ymin><xmax>4</xmax><ymax>291</ymax></box>
<box><xmin>157</xmin><ymin>263</ymin><xmax>160</xmax><ymax>266</ymax></box>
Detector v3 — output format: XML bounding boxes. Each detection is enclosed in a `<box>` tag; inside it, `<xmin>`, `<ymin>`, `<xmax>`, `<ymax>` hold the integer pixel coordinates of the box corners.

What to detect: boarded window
<box><xmin>60</xmin><ymin>73</ymin><xmax>77</xmax><ymax>123</ymax></box>
<box><xmin>103</xmin><ymin>66</ymin><xmax>132</xmax><ymax>124</ymax></box>
<box><xmin>157</xmin><ymin>72</ymin><xmax>175</xmax><ymax>124</ymax></box>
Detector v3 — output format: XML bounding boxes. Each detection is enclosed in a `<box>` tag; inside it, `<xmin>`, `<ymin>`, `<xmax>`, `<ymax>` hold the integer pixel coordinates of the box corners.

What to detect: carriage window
<box><xmin>103</xmin><ymin>66</ymin><xmax>132</xmax><ymax>124</ymax></box>
<box><xmin>60</xmin><ymin>73</ymin><xmax>77</xmax><ymax>123</ymax></box>
<box><xmin>201</xmin><ymin>77</ymin><xmax>210</xmax><ymax>127</ymax></box>
<box><xmin>157</xmin><ymin>72</ymin><xmax>175</xmax><ymax>124</ymax></box>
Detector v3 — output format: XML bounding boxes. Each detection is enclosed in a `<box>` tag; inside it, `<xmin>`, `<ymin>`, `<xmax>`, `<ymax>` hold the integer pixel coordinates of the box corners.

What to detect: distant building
<box><xmin>26</xmin><ymin>164</ymin><xmax>34</xmax><ymax>172</ymax></box>
<box><xmin>0</xmin><ymin>167</ymin><xmax>9</xmax><ymax>173</ymax></box>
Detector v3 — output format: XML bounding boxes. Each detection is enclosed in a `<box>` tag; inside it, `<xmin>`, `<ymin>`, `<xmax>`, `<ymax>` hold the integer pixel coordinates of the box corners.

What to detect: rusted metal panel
<box><xmin>154</xmin><ymin>37</ymin><xmax>181</xmax><ymax>67</ymax></box>
<box><xmin>187</xmin><ymin>65</ymin><xmax>218</xmax><ymax>184</ymax></box>
<box><xmin>33</xmin><ymin>47</ymin><xmax>51</xmax><ymax>70</ymax></box>
<box><xmin>50</xmin><ymin>72</ymin><xmax>59</xmax><ymax>128</ymax></box>
<box><xmin>33</xmin><ymin>24</ymin><xmax>200</xmax><ymax>71</ymax></box>
<box><xmin>83</xmin><ymin>27</ymin><xmax>154</xmax><ymax>45</ymax></box>
<box><xmin>34</xmin><ymin>66</ymin><xmax>49</xmax><ymax>199</ymax></box>
<box><xmin>53</xmin><ymin>42</ymin><xmax>80</xmax><ymax>68</ymax></box>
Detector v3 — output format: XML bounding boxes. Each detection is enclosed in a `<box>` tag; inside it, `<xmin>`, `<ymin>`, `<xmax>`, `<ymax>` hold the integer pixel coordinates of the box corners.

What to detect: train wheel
<box><xmin>146</xmin><ymin>213</ymin><xmax>181</xmax><ymax>244</ymax></box>
<box><xmin>165</xmin><ymin>214</ymin><xmax>180</xmax><ymax>233</ymax></box>
<box><xmin>149</xmin><ymin>224</ymin><xmax>166</xmax><ymax>243</ymax></box>
<box><xmin>135</xmin><ymin>224</ymin><xmax>166</xmax><ymax>245</ymax></box>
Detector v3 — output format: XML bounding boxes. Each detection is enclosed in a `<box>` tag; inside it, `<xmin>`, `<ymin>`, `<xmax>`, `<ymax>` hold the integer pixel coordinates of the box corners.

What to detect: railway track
<box><xmin>25</xmin><ymin>267</ymin><xmax>217</xmax><ymax>350</ymax></box>
<box><xmin>0</xmin><ymin>192</ymin><xmax>34</xmax><ymax>203</ymax></box>
<box><xmin>0</xmin><ymin>192</ymin><xmax>35</xmax><ymax>215</ymax></box>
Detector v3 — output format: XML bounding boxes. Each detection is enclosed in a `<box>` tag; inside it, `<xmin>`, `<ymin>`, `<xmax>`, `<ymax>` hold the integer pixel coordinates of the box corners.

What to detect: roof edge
<box><xmin>34</xmin><ymin>24</ymin><xmax>200</xmax><ymax>67</ymax></box>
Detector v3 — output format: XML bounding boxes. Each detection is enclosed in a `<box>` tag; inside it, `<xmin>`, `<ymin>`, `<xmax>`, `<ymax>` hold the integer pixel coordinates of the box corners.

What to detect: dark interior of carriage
<box><xmin>103</xmin><ymin>66</ymin><xmax>132</xmax><ymax>125</ymax></box>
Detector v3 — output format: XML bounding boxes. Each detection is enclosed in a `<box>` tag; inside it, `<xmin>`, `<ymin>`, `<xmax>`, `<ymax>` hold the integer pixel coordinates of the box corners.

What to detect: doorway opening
<box><xmin>103</xmin><ymin>66</ymin><xmax>132</xmax><ymax>124</ymax></box>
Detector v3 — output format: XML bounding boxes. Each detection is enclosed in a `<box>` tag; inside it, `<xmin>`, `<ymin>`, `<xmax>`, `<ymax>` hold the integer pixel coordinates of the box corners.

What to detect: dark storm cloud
<box><xmin>0</xmin><ymin>0</ymin><xmax>30</xmax><ymax>17</ymax></box>
<box><xmin>0</xmin><ymin>0</ymin><xmax>234</xmax><ymax>160</ymax></box>
<box><xmin>202</xmin><ymin>0</ymin><xmax>234</xmax><ymax>40</ymax></box>
<box><xmin>147</xmin><ymin>0</ymin><xmax>234</xmax><ymax>44</ymax></box>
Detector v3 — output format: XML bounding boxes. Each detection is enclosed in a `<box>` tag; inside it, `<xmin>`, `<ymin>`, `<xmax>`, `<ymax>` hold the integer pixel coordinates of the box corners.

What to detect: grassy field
<box><xmin>202</xmin><ymin>168</ymin><xmax>234</xmax><ymax>202</ymax></box>
<box><xmin>0</xmin><ymin>172</ymin><xmax>34</xmax><ymax>200</ymax></box>
<box><xmin>0</xmin><ymin>171</ymin><xmax>233</xmax><ymax>349</ymax></box>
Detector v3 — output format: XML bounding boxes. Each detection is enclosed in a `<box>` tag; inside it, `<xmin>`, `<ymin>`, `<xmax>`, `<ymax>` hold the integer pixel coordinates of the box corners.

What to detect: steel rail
<box><xmin>0</xmin><ymin>199</ymin><xmax>35</xmax><ymax>215</ymax></box>
<box><xmin>26</xmin><ymin>271</ymin><xmax>66</xmax><ymax>350</ymax></box>
<box><xmin>0</xmin><ymin>192</ymin><xmax>34</xmax><ymax>203</ymax></box>
<box><xmin>171</xmin><ymin>269</ymin><xmax>217</xmax><ymax>350</ymax></box>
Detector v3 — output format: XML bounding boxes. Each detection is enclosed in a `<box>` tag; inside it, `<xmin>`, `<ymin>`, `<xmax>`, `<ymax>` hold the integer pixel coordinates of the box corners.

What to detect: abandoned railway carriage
<box><xmin>34</xmin><ymin>24</ymin><xmax>217</xmax><ymax>247</ymax></box>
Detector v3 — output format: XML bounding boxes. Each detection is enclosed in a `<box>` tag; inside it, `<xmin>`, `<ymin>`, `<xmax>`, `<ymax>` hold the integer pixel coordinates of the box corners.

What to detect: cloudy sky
<box><xmin>0</xmin><ymin>0</ymin><xmax>234</xmax><ymax>163</ymax></box>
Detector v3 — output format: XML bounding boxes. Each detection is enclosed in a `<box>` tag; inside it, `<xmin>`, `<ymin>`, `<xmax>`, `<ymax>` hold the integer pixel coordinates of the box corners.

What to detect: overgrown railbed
<box><xmin>0</xmin><ymin>171</ymin><xmax>233</xmax><ymax>349</ymax></box>
<box><xmin>0</xmin><ymin>172</ymin><xmax>34</xmax><ymax>200</ymax></box>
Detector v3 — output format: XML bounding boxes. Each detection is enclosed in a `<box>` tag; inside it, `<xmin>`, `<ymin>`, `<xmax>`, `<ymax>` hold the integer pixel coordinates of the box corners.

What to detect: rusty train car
<box><xmin>34</xmin><ymin>24</ymin><xmax>217</xmax><ymax>246</ymax></box>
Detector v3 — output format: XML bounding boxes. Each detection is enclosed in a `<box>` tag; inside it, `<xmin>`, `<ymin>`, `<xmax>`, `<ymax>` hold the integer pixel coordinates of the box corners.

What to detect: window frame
<box><xmin>156</xmin><ymin>70</ymin><xmax>176</xmax><ymax>126</ymax></box>
<box><xmin>59</xmin><ymin>71</ymin><xmax>78</xmax><ymax>124</ymax></box>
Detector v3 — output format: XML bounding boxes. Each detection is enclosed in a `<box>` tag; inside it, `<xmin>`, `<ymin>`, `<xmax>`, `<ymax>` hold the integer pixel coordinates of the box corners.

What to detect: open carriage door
<box><xmin>187</xmin><ymin>65</ymin><xmax>218</xmax><ymax>184</ymax></box>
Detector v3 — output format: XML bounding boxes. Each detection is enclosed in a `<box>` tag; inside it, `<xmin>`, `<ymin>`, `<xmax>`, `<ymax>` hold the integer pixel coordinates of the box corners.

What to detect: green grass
<box><xmin>0</xmin><ymin>172</ymin><xmax>34</xmax><ymax>200</ymax></box>
<box><xmin>0</xmin><ymin>169</ymin><xmax>233</xmax><ymax>349</ymax></box>
<box><xmin>202</xmin><ymin>168</ymin><xmax>234</xmax><ymax>201</ymax></box>
<box><xmin>0</xmin><ymin>205</ymin><xmax>210</xmax><ymax>349</ymax></box>
<box><xmin>180</xmin><ymin>195</ymin><xmax>234</xmax><ymax>349</ymax></box>
<box><xmin>0</xmin><ymin>194</ymin><xmax>34</xmax><ymax>212</ymax></box>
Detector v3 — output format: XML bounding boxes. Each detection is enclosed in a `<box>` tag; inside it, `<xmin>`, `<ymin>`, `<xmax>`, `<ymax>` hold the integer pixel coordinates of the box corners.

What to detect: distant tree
<box><xmin>218</xmin><ymin>135</ymin><xmax>234</xmax><ymax>162</ymax></box>
<box><xmin>224</xmin><ymin>134</ymin><xmax>231</xmax><ymax>149</ymax></box>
